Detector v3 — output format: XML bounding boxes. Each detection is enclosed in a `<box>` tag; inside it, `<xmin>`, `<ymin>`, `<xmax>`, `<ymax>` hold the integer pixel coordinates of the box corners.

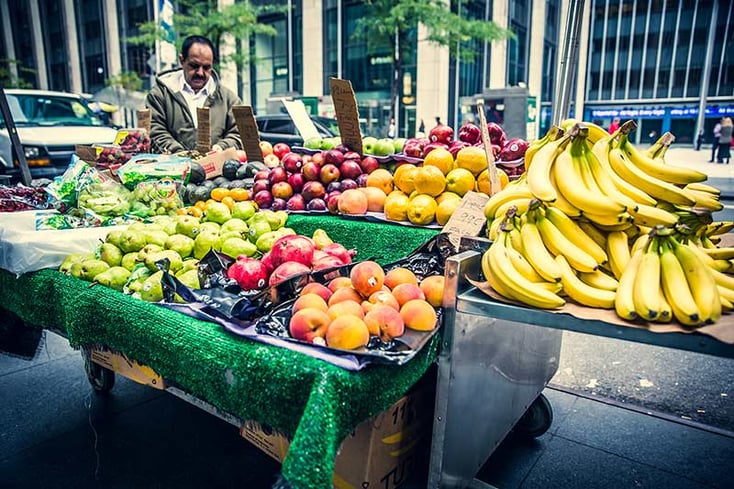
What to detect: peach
<box><xmin>328</xmin><ymin>276</ymin><xmax>352</xmax><ymax>293</ymax></box>
<box><xmin>391</xmin><ymin>282</ymin><xmax>426</xmax><ymax>307</ymax></box>
<box><xmin>361</xmin><ymin>300</ymin><xmax>375</xmax><ymax>314</ymax></box>
<box><xmin>384</xmin><ymin>267</ymin><xmax>418</xmax><ymax>290</ymax></box>
<box><xmin>338</xmin><ymin>189</ymin><xmax>369</xmax><ymax>215</ymax></box>
<box><xmin>368</xmin><ymin>290</ymin><xmax>400</xmax><ymax>311</ymax></box>
<box><xmin>292</xmin><ymin>293</ymin><xmax>329</xmax><ymax>314</ymax></box>
<box><xmin>325</xmin><ymin>315</ymin><xmax>370</xmax><ymax>350</ymax></box>
<box><xmin>364</xmin><ymin>305</ymin><xmax>405</xmax><ymax>341</ymax></box>
<box><xmin>420</xmin><ymin>275</ymin><xmax>445</xmax><ymax>308</ymax></box>
<box><xmin>289</xmin><ymin>308</ymin><xmax>332</xmax><ymax>343</ymax></box>
<box><xmin>300</xmin><ymin>282</ymin><xmax>333</xmax><ymax>303</ymax></box>
<box><xmin>327</xmin><ymin>300</ymin><xmax>365</xmax><ymax>320</ymax></box>
<box><xmin>400</xmin><ymin>299</ymin><xmax>438</xmax><ymax>331</ymax></box>
<box><xmin>358</xmin><ymin>186</ymin><xmax>388</xmax><ymax>212</ymax></box>
<box><xmin>327</xmin><ymin>286</ymin><xmax>363</xmax><ymax>306</ymax></box>
<box><xmin>350</xmin><ymin>260</ymin><xmax>385</xmax><ymax>298</ymax></box>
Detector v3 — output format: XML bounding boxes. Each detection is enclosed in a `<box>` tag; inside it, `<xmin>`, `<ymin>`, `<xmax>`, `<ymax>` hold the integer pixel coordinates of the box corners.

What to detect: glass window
<box><xmin>4</xmin><ymin>94</ymin><xmax>103</xmax><ymax>127</ymax></box>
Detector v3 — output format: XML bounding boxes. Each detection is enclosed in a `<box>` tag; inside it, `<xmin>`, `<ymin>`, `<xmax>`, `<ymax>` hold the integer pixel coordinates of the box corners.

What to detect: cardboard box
<box><xmin>196</xmin><ymin>147</ymin><xmax>240</xmax><ymax>179</ymax></box>
<box><xmin>241</xmin><ymin>379</ymin><xmax>434</xmax><ymax>489</ymax></box>
<box><xmin>89</xmin><ymin>347</ymin><xmax>165</xmax><ymax>390</ymax></box>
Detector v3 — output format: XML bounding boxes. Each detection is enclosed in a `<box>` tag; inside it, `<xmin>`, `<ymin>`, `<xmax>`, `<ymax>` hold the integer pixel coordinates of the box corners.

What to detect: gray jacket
<box><xmin>146</xmin><ymin>68</ymin><xmax>242</xmax><ymax>153</ymax></box>
<box><xmin>719</xmin><ymin>125</ymin><xmax>733</xmax><ymax>144</ymax></box>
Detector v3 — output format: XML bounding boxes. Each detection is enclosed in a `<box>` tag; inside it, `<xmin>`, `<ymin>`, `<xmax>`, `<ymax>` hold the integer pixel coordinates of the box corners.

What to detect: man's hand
<box><xmin>211</xmin><ymin>144</ymin><xmax>223</xmax><ymax>152</ymax></box>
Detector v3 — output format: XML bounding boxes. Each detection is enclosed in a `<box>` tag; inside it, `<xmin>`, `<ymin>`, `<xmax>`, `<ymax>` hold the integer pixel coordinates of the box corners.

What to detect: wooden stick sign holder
<box><xmin>476</xmin><ymin>102</ymin><xmax>501</xmax><ymax>196</ymax></box>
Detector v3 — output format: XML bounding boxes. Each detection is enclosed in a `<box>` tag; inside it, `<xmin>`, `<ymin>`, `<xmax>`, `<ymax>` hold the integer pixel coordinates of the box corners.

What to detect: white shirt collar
<box><xmin>178</xmin><ymin>71</ymin><xmax>216</xmax><ymax>97</ymax></box>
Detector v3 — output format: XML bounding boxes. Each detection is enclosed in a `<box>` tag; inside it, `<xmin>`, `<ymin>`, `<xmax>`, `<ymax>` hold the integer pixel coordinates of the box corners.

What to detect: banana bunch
<box><xmin>615</xmin><ymin>228</ymin><xmax>734</xmax><ymax>327</ymax></box>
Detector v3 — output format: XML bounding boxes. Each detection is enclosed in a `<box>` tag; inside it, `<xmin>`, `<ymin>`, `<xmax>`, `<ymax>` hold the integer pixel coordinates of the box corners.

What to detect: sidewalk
<box><xmin>662</xmin><ymin>145</ymin><xmax>734</xmax><ymax>198</ymax></box>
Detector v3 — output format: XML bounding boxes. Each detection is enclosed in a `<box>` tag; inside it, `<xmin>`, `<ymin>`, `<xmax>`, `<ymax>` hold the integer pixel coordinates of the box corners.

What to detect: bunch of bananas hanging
<box><xmin>479</xmin><ymin>120</ymin><xmax>734</xmax><ymax>328</ymax></box>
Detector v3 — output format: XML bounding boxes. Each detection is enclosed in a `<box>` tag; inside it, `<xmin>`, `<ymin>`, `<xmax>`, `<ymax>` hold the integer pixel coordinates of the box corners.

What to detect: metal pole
<box><xmin>552</xmin><ymin>0</ymin><xmax>585</xmax><ymax>125</ymax></box>
<box><xmin>0</xmin><ymin>87</ymin><xmax>32</xmax><ymax>185</ymax></box>
<box><xmin>695</xmin><ymin>0</ymin><xmax>719</xmax><ymax>147</ymax></box>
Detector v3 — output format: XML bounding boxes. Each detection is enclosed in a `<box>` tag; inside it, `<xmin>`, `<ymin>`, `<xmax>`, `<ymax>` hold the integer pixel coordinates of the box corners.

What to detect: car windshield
<box><xmin>1</xmin><ymin>93</ymin><xmax>105</xmax><ymax>128</ymax></box>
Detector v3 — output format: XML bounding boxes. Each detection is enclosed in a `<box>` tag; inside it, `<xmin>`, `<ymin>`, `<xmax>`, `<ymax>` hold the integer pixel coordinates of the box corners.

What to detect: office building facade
<box><xmin>1</xmin><ymin>0</ymin><xmax>730</xmax><ymax>143</ymax></box>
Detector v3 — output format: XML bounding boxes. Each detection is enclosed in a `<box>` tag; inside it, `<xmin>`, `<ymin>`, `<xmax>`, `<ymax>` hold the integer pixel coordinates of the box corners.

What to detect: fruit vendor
<box><xmin>146</xmin><ymin>35</ymin><xmax>242</xmax><ymax>154</ymax></box>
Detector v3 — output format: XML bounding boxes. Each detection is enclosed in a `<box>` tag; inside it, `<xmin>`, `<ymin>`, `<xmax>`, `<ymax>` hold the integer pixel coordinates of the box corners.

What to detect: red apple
<box><xmin>271</xmin><ymin>181</ymin><xmax>294</xmax><ymax>200</ymax></box>
<box><xmin>254</xmin><ymin>169</ymin><xmax>270</xmax><ymax>181</ymax></box>
<box><xmin>272</xmin><ymin>143</ymin><xmax>291</xmax><ymax>160</ymax></box>
<box><xmin>319</xmin><ymin>163</ymin><xmax>341</xmax><ymax>184</ymax></box>
<box><xmin>458</xmin><ymin>123</ymin><xmax>481</xmax><ymax>144</ymax></box>
<box><xmin>339</xmin><ymin>160</ymin><xmax>363</xmax><ymax>180</ymax></box>
<box><xmin>340</xmin><ymin>178</ymin><xmax>358</xmax><ymax>190</ymax></box>
<box><xmin>307</xmin><ymin>198</ymin><xmax>327</xmax><ymax>211</ymax></box>
<box><xmin>324</xmin><ymin>149</ymin><xmax>345</xmax><ymax>167</ymax></box>
<box><xmin>264</xmin><ymin>153</ymin><xmax>280</xmax><ymax>168</ymax></box>
<box><xmin>422</xmin><ymin>142</ymin><xmax>449</xmax><ymax>158</ymax></box>
<box><xmin>253</xmin><ymin>190</ymin><xmax>273</xmax><ymax>209</ymax></box>
<box><xmin>302</xmin><ymin>181</ymin><xmax>326</xmax><ymax>202</ymax></box>
<box><xmin>268</xmin><ymin>166</ymin><xmax>288</xmax><ymax>184</ymax></box>
<box><xmin>311</xmin><ymin>151</ymin><xmax>325</xmax><ymax>166</ymax></box>
<box><xmin>402</xmin><ymin>141</ymin><xmax>424</xmax><ymax>158</ymax></box>
<box><xmin>287</xmin><ymin>172</ymin><xmax>306</xmax><ymax>193</ymax></box>
<box><xmin>359</xmin><ymin>156</ymin><xmax>379</xmax><ymax>174</ymax></box>
<box><xmin>448</xmin><ymin>140</ymin><xmax>471</xmax><ymax>158</ymax></box>
<box><xmin>429</xmin><ymin>123</ymin><xmax>454</xmax><ymax>144</ymax></box>
<box><xmin>343</xmin><ymin>151</ymin><xmax>361</xmax><ymax>161</ymax></box>
<box><xmin>302</xmin><ymin>162</ymin><xmax>321</xmax><ymax>181</ymax></box>
<box><xmin>286</xmin><ymin>193</ymin><xmax>306</xmax><ymax>211</ymax></box>
<box><xmin>326</xmin><ymin>191</ymin><xmax>342</xmax><ymax>214</ymax></box>
<box><xmin>271</xmin><ymin>197</ymin><xmax>288</xmax><ymax>210</ymax></box>
<box><xmin>252</xmin><ymin>179</ymin><xmax>271</xmax><ymax>194</ymax></box>
<box><xmin>281</xmin><ymin>152</ymin><xmax>304</xmax><ymax>173</ymax></box>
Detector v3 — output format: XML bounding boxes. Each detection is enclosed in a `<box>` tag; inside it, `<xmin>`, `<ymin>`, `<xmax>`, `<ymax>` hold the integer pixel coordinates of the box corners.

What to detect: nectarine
<box><xmin>289</xmin><ymin>308</ymin><xmax>332</xmax><ymax>343</ymax></box>
<box><xmin>400</xmin><ymin>299</ymin><xmax>438</xmax><ymax>331</ymax></box>
<box><xmin>292</xmin><ymin>293</ymin><xmax>329</xmax><ymax>314</ymax></box>
<box><xmin>350</xmin><ymin>260</ymin><xmax>385</xmax><ymax>298</ymax></box>
<box><xmin>327</xmin><ymin>276</ymin><xmax>352</xmax><ymax>293</ymax></box>
<box><xmin>420</xmin><ymin>275</ymin><xmax>445</xmax><ymax>307</ymax></box>
<box><xmin>327</xmin><ymin>300</ymin><xmax>365</xmax><ymax>320</ymax></box>
<box><xmin>364</xmin><ymin>305</ymin><xmax>405</xmax><ymax>342</ymax></box>
<box><xmin>391</xmin><ymin>282</ymin><xmax>426</xmax><ymax>307</ymax></box>
<box><xmin>327</xmin><ymin>286</ymin><xmax>363</xmax><ymax>306</ymax></box>
<box><xmin>384</xmin><ymin>267</ymin><xmax>418</xmax><ymax>290</ymax></box>
<box><xmin>301</xmin><ymin>282</ymin><xmax>333</xmax><ymax>302</ymax></box>
<box><xmin>326</xmin><ymin>316</ymin><xmax>370</xmax><ymax>350</ymax></box>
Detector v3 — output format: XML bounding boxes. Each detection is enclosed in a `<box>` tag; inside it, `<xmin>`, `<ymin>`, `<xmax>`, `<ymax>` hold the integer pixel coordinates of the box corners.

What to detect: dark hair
<box><xmin>180</xmin><ymin>35</ymin><xmax>216</xmax><ymax>61</ymax></box>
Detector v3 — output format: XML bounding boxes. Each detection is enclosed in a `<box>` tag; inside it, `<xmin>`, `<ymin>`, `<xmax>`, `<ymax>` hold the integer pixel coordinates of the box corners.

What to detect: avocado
<box><xmin>222</xmin><ymin>158</ymin><xmax>241</xmax><ymax>180</ymax></box>
<box><xmin>189</xmin><ymin>162</ymin><xmax>206</xmax><ymax>184</ymax></box>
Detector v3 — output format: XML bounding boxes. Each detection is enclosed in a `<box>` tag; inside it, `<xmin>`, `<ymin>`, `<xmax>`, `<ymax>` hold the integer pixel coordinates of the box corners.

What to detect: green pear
<box><xmin>94</xmin><ymin>266</ymin><xmax>131</xmax><ymax>291</ymax></box>
<box><xmin>247</xmin><ymin>219</ymin><xmax>272</xmax><ymax>244</ymax></box>
<box><xmin>139</xmin><ymin>271</ymin><xmax>164</xmax><ymax>302</ymax></box>
<box><xmin>127</xmin><ymin>221</ymin><xmax>148</xmax><ymax>231</ymax></box>
<box><xmin>144</xmin><ymin>229</ymin><xmax>169</xmax><ymax>248</ymax></box>
<box><xmin>145</xmin><ymin>249</ymin><xmax>183</xmax><ymax>273</ymax></box>
<box><xmin>220</xmin><ymin>237</ymin><xmax>258</xmax><ymax>259</ymax></box>
<box><xmin>70</xmin><ymin>262</ymin><xmax>85</xmax><ymax>279</ymax></box>
<box><xmin>164</xmin><ymin>234</ymin><xmax>195</xmax><ymax>258</ymax></box>
<box><xmin>258</xmin><ymin>210</ymin><xmax>285</xmax><ymax>231</ymax></box>
<box><xmin>137</xmin><ymin>244</ymin><xmax>163</xmax><ymax>262</ymax></box>
<box><xmin>174</xmin><ymin>215</ymin><xmax>201</xmax><ymax>239</ymax></box>
<box><xmin>203</xmin><ymin>202</ymin><xmax>231</xmax><ymax>225</ymax></box>
<box><xmin>149</xmin><ymin>215</ymin><xmax>174</xmax><ymax>228</ymax></box>
<box><xmin>220</xmin><ymin>218</ymin><xmax>249</xmax><ymax>235</ymax></box>
<box><xmin>177</xmin><ymin>259</ymin><xmax>200</xmax><ymax>276</ymax></box>
<box><xmin>79</xmin><ymin>259</ymin><xmax>110</xmax><ymax>281</ymax></box>
<box><xmin>199</xmin><ymin>221</ymin><xmax>221</xmax><ymax>235</ymax></box>
<box><xmin>194</xmin><ymin>231</ymin><xmax>221</xmax><ymax>259</ymax></box>
<box><xmin>231</xmin><ymin>201</ymin><xmax>257</xmax><ymax>221</ymax></box>
<box><xmin>177</xmin><ymin>268</ymin><xmax>201</xmax><ymax>290</ymax></box>
<box><xmin>312</xmin><ymin>228</ymin><xmax>334</xmax><ymax>250</ymax></box>
<box><xmin>121</xmin><ymin>252</ymin><xmax>140</xmax><ymax>271</ymax></box>
<box><xmin>255</xmin><ymin>230</ymin><xmax>285</xmax><ymax>253</ymax></box>
<box><xmin>99</xmin><ymin>243</ymin><xmax>123</xmax><ymax>267</ymax></box>
<box><xmin>219</xmin><ymin>230</ymin><xmax>246</xmax><ymax>243</ymax></box>
<box><xmin>163</xmin><ymin>220</ymin><xmax>179</xmax><ymax>235</ymax></box>
<box><xmin>59</xmin><ymin>253</ymin><xmax>87</xmax><ymax>274</ymax></box>
<box><xmin>119</xmin><ymin>229</ymin><xmax>147</xmax><ymax>253</ymax></box>
<box><xmin>105</xmin><ymin>230</ymin><xmax>124</xmax><ymax>247</ymax></box>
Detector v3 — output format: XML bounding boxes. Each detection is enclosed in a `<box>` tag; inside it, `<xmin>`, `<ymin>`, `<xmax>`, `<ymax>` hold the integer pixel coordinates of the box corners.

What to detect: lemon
<box><xmin>436</xmin><ymin>191</ymin><xmax>462</xmax><ymax>205</ymax></box>
<box><xmin>407</xmin><ymin>194</ymin><xmax>438</xmax><ymax>226</ymax></box>
<box><xmin>423</xmin><ymin>147</ymin><xmax>454</xmax><ymax>175</ymax></box>
<box><xmin>436</xmin><ymin>197</ymin><xmax>462</xmax><ymax>225</ymax></box>
<box><xmin>393</xmin><ymin>164</ymin><xmax>418</xmax><ymax>194</ymax></box>
<box><xmin>445</xmin><ymin>168</ymin><xmax>476</xmax><ymax>196</ymax></box>
<box><xmin>414</xmin><ymin>165</ymin><xmax>446</xmax><ymax>197</ymax></box>
<box><xmin>455</xmin><ymin>146</ymin><xmax>489</xmax><ymax>176</ymax></box>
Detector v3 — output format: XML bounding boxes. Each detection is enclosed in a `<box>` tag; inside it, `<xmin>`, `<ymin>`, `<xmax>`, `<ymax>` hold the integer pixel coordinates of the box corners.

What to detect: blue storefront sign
<box><xmin>588</xmin><ymin>105</ymin><xmax>734</xmax><ymax>119</ymax></box>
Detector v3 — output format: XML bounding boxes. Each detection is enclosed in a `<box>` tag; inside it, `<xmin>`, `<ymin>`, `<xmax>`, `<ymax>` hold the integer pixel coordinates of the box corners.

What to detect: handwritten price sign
<box><xmin>441</xmin><ymin>191</ymin><xmax>490</xmax><ymax>246</ymax></box>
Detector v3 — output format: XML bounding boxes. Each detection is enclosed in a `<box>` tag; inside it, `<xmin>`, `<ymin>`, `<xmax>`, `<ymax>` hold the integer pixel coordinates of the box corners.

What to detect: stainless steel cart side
<box><xmin>428</xmin><ymin>250</ymin><xmax>563</xmax><ymax>488</ymax></box>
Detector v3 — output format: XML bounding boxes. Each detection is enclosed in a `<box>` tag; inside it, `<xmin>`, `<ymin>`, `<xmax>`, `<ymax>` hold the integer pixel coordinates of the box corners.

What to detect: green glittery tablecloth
<box><xmin>0</xmin><ymin>214</ymin><xmax>440</xmax><ymax>489</ymax></box>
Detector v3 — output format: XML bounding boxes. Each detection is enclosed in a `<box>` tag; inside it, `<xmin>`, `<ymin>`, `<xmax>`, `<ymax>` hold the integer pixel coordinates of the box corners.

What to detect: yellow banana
<box><xmin>657</xmin><ymin>287</ymin><xmax>673</xmax><ymax>323</ymax></box>
<box><xmin>682</xmin><ymin>188</ymin><xmax>724</xmax><ymax>212</ymax></box>
<box><xmin>618</xmin><ymin>133</ymin><xmax>706</xmax><ymax>185</ymax></box>
<box><xmin>555</xmin><ymin>255</ymin><xmax>616</xmax><ymax>308</ymax></box>
<box><xmin>615</xmin><ymin>249</ymin><xmax>645</xmax><ymax>320</ymax></box>
<box><xmin>632</xmin><ymin>239</ymin><xmax>661</xmax><ymax>321</ymax></box>
<box><xmin>561</xmin><ymin>118</ymin><xmax>609</xmax><ymax>144</ymax></box>
<box><xmin>645</xmin><ymin>132</ymin><xmax>673</xmax><ymax>159</ymax></box>
<box><xmin>519</xmin><ymin>214</ymin><xmax>563</xmax><ymax>283</ymax></box>
<box><xmin>579</xmin><ymin>269</ymin><xmax>619</xmax><ymax>291</ymax></box>
<box><xmin>577</xmin><ymin>219</ymin><xmax>608</xmax><ymax>249</ymax></box>
<box><xmin>494</xmin><ymin>198</ymin><xmax>532</xmax><ymax>220</ymax></box>
<box><xmin>525</xmin><ymin>131</ymin><xmax>572</xmax><ymax>202</ymax></box>
<box><xmin>524</xmin><ymin>125</ymin><xmax>562</xmax><ymax>171</ymax></box>
<box><xmin>716</xmin><ymin>284</ymin><xmax>734</xmax><ymax>306</ymax></box>
<box><xmin>504</xmin><ymin>233</ymin><xmax>546</xmax><ymax>283</ymax></box>
<box><xmin>583</xmin><ymin>140</ymin><xmax>639</xmax><ymax>209</ymax></box>
<box><xmin>707</xmin><ymin>221</ymin><xmax>734</xmax><ymax>235</ymax></box>
<box><xmin>591</xmin><ymin>136</ymin><xmax>658</xmax><ymax>206</ymax></box>
<box><xmin>627</xmin><ymin>204</ymin><xmax>679</xmax><ymax>228</ymax></box>
<box><xmin>484</xmin><ymin>186</ymin><xmax>533</xmax><ymax>220</ymax></box>
<box><xmin>544</xmin><ymin>207</ymin><xmax>608</xmax><ymax>264</ymax></box>
<box><xmin>548</xmin><ymin>169</ymin><xmax>582</xmax><ymax>217</ymax></box>
<box><xmin>685</xmin><ymin>182</ymin><xmax>720</xmax><ymax>196</ymax></box>
<box><xmin>709</xmin><ymin>266</ymin><xmax>734</xmax><ymax>290</ymax></box>
<box><xmin>589</xmin><ymin>216</ymin><xmax>634</xmax><ymax>231</ymax></box>
<box><xmin>553</xmin><ymin>148</ymin><xmax>626</xmax><ymax>216</ymax></box>
<box><xmin>487</xmin><ymin>216</ymin><xmax>502</xmax><ymax>241</ymax></box>
<box><xmin>535</xmin><ymin>209</ymin><xmax>599</xmax><ymax>272</ymax></box>
<box><xmin>607</xmin><ymin>147</ymin><xmax>696</xmax><ymax>206</ymax></box>
<box><xmin>659</xmin><ymin>240</ymin><xmax>702</xmax><ymax>326</ymax></box>
<box><xmin>606</xmin><ymin>230</ymin><xmax>631</xmax><ymax>280</ymax></box>
<box><xmin>671</xmin><ymin>238</ymin><xmax>722</xmax><ymax>324</ymax></box>
<box><xmin>631</xmin><ymin>233</ymin><xmax>651</xmax><ymax>254</ymax></box>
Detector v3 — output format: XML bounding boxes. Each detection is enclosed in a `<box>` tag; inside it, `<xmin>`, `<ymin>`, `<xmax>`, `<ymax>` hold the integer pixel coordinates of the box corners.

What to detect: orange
<box><xmin>194</xmin><ymin>200</ymin><xmax>207</xmax><ymax>211</ymax></box>
<box><xmin>221</xmin><ymin>196</ymin><xmax>236</xmax><ymax>210</ymax></box>
<box><xmin>358</xmin><ymin>186</ymin><xmax>387</xmax><ymax>212</ymax></box>
<box><xmin>455</xmin><ymin>146</ymin><xmax>489</xmax><ymax>176</ymax></box>
<box><xmin>413</xmin><ymin>165</ymin><xmax>446</xmax><ymax>197</ymax></box>
<box><xmin>476</xmin><ymin>168</ymin><xmax>509</xmax><ymax>195</ymax></box>
<box><xmin>393</xmin><ymin>164</ymin><xmax>418</xmax><ymax>194</ymax></box>
<box><xmin>423</xmin><ymin>147</ymin><xmax>454</xmax><ymax>175</ymax></box>
<box><xmin>229</xmin><ymin>187</ymin><xmax>250</xmax><ymax>202</ymax></box>
<box><xmin>366</xmin><ymin>168</ymin><xmax>394</xmax><ymax>195</ymax></box>
<box><xmin>210</xmin><ymin>187</ymin><xmax>230</xmax><ymax>201</ymax></box>
<box><xmin>436</xmin><ymin>192</ymin><xmax>462</xmax><ymax>205</ymax></box>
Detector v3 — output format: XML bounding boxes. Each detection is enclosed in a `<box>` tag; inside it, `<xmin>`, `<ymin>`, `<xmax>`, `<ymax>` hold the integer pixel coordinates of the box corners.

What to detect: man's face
<box><xmin>180</xmin><ymin>43</ymin><xmax>214</xmax><ymax>93</ymax></box>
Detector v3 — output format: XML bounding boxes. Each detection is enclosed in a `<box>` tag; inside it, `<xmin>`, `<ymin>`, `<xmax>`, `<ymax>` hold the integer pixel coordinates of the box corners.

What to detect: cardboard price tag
<box><xmin>197</xmin><ymin>107</ymin><xmax>212</xmax><ymax>154</ymax></box>
<box><xmin>329</xmin><ymin>78</ymin><xmax>363</xmax><ymax>155</ymax></box>
<box><xmin>90</xmin><ymin>347</ymin><xmax>165</xmax><ymax>389</ymax></box>
<box><xmin>282</xmin><ymin>99</ymin><xmax>320</xmax><ymax>140</ymax></box>
<box><xmin>232</xmin><ymin>105</ymin><xmax>264</xmax><ymax>162</ymax></box>
<box><xmin>441</xmin><ymin>191</ymin><xmax>490</xmax><ymax>247</ymax></box>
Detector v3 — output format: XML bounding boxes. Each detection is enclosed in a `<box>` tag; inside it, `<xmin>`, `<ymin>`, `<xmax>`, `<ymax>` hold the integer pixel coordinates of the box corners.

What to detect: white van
<box><xmin>0</xmin><ymin>89</ymin><xmax>118</xmax><ymax>180</ymax></box>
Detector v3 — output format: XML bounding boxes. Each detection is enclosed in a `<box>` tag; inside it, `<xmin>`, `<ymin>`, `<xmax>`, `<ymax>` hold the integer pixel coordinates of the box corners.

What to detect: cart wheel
<box><xmin>514</xmin><ymin>393</ymin><xmax>553</xmax><ymax>438</ymax></box>
<box><xmin>83</xmin><ymin>352</ymin><xmax>115</xmax><ymax>394</ymax></box>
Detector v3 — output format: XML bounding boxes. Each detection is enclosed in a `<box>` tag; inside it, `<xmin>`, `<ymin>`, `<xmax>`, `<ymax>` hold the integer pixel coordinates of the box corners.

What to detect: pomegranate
<box><xmin>321</xmin><ymin>243</ymin><xmax>356</xmax><ymax>265</ymax></box>
<box><xmin>499</xmin><ymin>138</ymin><xmax>529</xmax><ymax>162</ymax></box>
<box><xmin>312</xmin><ymin>255</ymin><xmax>346</xmax><ymax>271</ymax></box>
<box><xmin>269</xmin><ymin>234</ymin><xmax>316</xmax><ymax>269</ymax></box>
<box><xmin>485</xmin><ymin>122</ymin><xmax>507</xmax><ymax>147</ymax></box>
<box><xmin>429</xmin><ymin>124</ymin><xmax>454</xmax><ymax>144</ymax></box>
<box><xmin>458</xmin><ymin>123</ymin><xmax>481</xmax><ymax>144</ymax></box>
<box><xmin>227</xmin><ymin>256</ymin><xmax>268</xmax><ymax>291</ymax></box>
<box><xmin>268</xmin><ymin>261</ymin><xmax>312</xmax><ymax>287</ymax></box>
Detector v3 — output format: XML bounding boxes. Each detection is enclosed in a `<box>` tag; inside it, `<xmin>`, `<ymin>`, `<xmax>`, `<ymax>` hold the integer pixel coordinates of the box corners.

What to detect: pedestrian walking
<box><xmin>710</xmin><ymin>120</ymin><xmax>722</xmax><ymax>162</ymax></box>
<box><xmin>717</xmin><ymin>117</ymin><xmax>733</xmax><ymax>164</ymax></box>
<box><xmin>387</xmin><ymin>118</ymin><xmax>396</xmax><ymax>138</ymax></box>
<box><xmin>696</xmin><ymin>130</ymin><xmax>704</xmax><ymax>151</ymax></box>
<box><xmin>609</xmin><ymin>117</ymin><xmax>620</xmax><ymax>134</ymax></box>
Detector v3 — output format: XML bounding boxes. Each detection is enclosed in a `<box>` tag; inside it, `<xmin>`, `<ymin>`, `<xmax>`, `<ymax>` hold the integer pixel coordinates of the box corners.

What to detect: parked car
<box><xmin>0</xmin><ymin>89</ymin><xmax>118</xmax><ymax>180</ymax></box>
<box><xmin>255</xmin><ymin>114</ymin><xmax>339</xmax><ymax>146</ymax></box>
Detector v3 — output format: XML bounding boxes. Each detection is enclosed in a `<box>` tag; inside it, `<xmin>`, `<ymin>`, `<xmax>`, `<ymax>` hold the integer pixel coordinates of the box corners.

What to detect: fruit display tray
<box><xmin>341</xmin><ymin>211</ymin><xmax>444</xmax><ymax>229</ymax></box>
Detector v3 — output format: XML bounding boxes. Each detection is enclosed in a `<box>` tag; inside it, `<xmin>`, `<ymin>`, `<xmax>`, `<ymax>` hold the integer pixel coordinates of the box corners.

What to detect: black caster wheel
<box><xmin>82</xmin><ymin>350</ymin><xmax>115</xmax><ymax>394</ymax></box>
<box><xmin>514</xmin><ymin>393</ymin><xmax>553</xmax><ymax>438</ymax></box>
